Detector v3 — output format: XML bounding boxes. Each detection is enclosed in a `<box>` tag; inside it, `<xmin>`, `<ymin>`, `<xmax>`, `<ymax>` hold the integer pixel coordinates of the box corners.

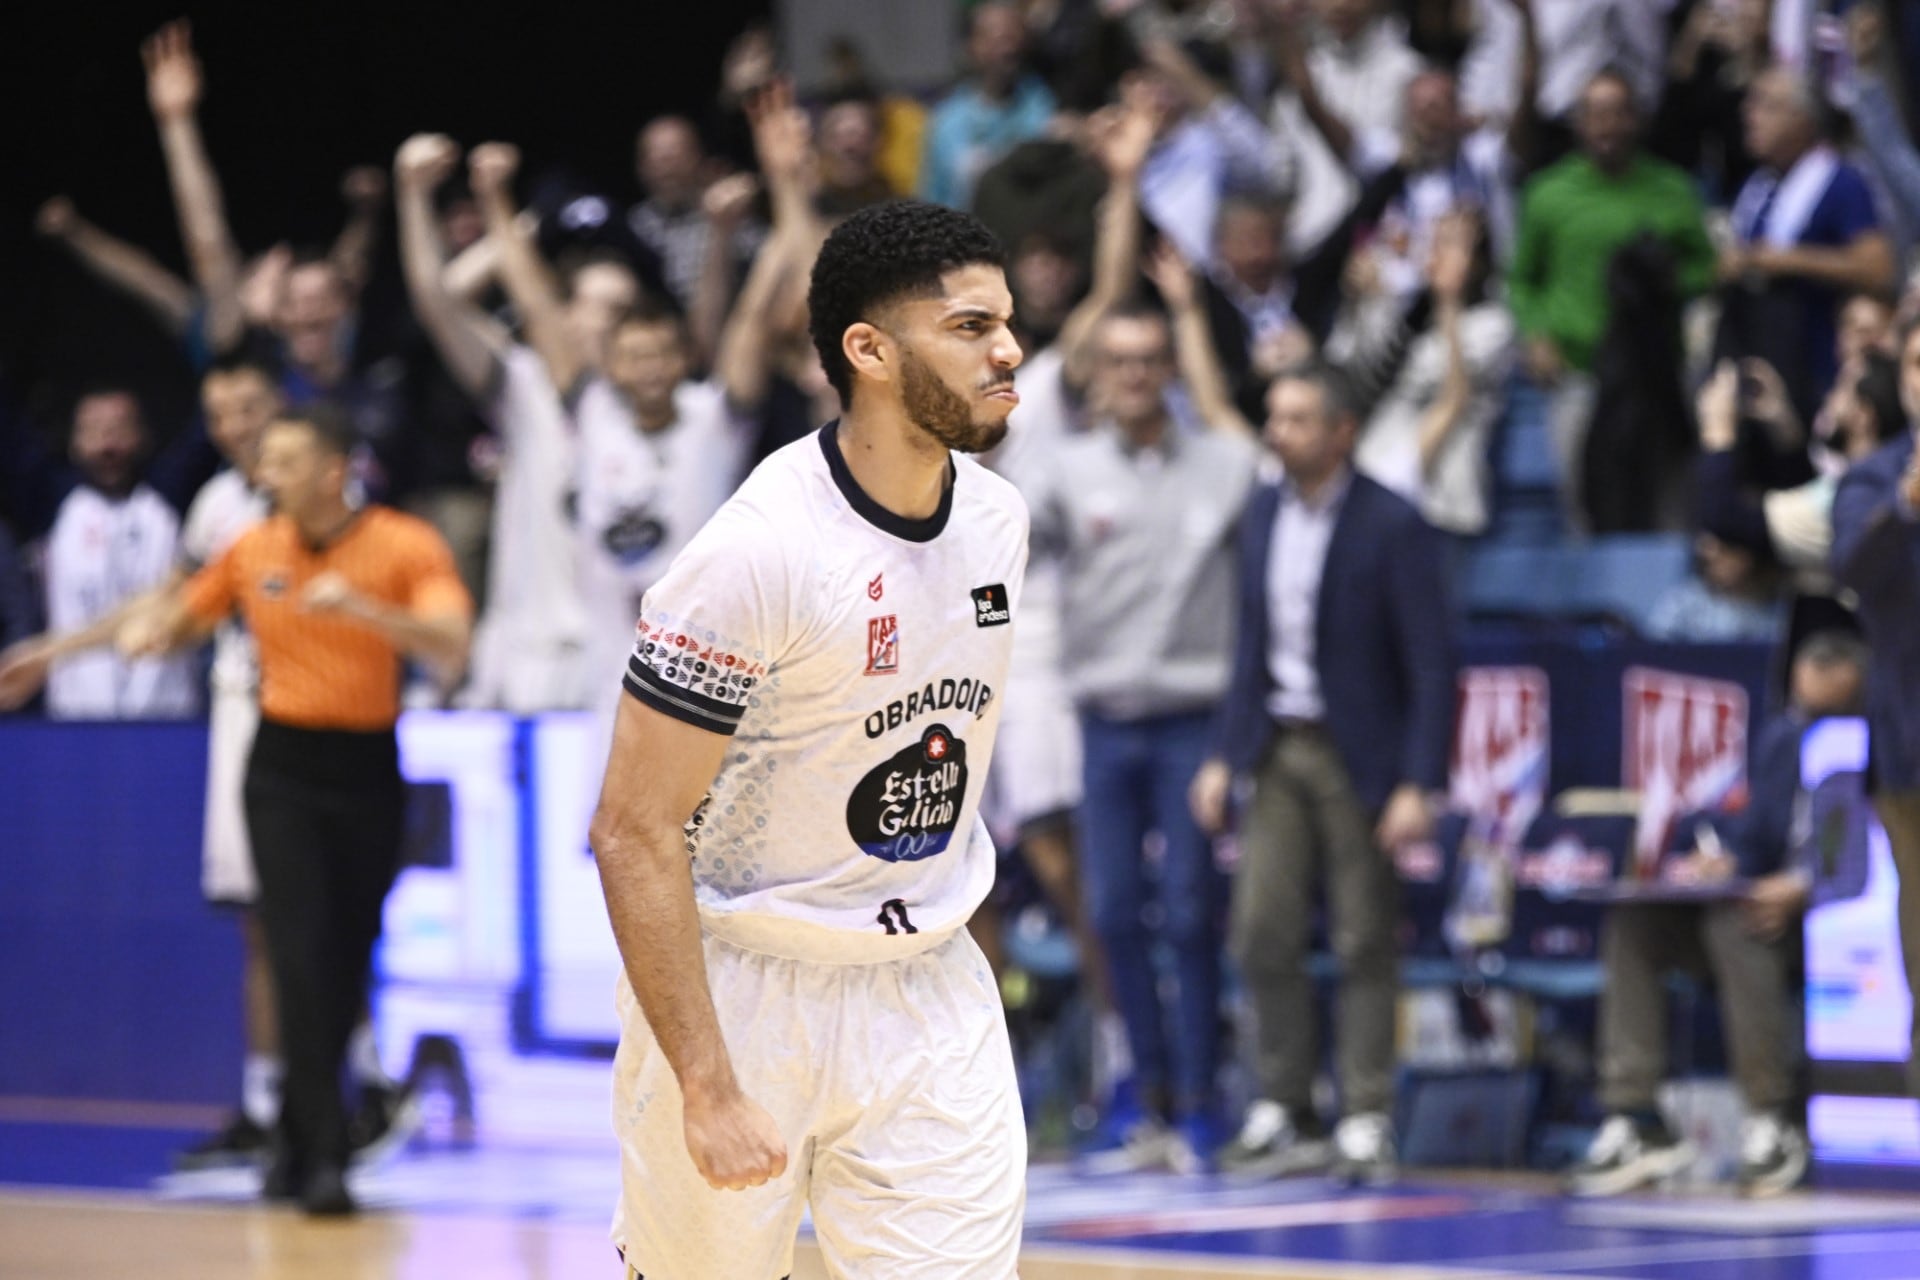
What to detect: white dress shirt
<box><xmin>1265</xmin><ymin>467</ymin><xmax>1352</xmax><ymax>723</ymax></box>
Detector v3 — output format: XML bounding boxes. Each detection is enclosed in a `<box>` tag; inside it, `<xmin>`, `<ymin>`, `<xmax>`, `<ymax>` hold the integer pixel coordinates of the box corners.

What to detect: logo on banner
<box><xmin>866</xmin><ymin>615</ymin><xmax>899</xmax><ymax>675</ymax></box>
<box><xmin>1622</xmin><ymin>667</ymin><xmax>1749</xmax><ymax>873</ymax></box>
<box><xmin>1515</xmin><ymin>835</ymin><xmax>1615</xmax><ymax>892</ymax></box>
<box><xmin>1450</xmin><ymin>667</ymin><xmax>1550</xmax><ymax>847</ymax></box>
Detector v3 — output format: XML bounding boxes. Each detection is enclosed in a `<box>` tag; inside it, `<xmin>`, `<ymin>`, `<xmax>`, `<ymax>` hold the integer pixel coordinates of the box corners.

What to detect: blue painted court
<box><xmin>8</xmin><ymin>1098</ymin><xmax>1920</xmax><ymax>1280</ymax></box>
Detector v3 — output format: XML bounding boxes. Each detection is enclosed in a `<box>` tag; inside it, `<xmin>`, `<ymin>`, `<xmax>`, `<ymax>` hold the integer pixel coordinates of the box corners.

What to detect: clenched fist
<box><xmin>1189</xmin><ymin>758</ymin><xmax>1233</xmax><ymax>836</ymax></box>
<box><xmin>682</xmin><ymin>1086</ymin><xmax>788</xmax><ymax>1192</ymax></box>
<box><xmin>341</xmin><ymin>165</ymin><xmax>389</xmax><ymax>210</ymax></box>
<box><xmin>36</xmin><ymin>196</ymin><xmax>77</xmax><ymax>239</ymax></box>
<box><xmin>467</xmin><ymin>143</ymin><xmax>521</xmax><ymax>198</ymax></box>
<box><xmin>395</xmin><ymin>134</ymin><xmax>461</xmax><ymax>192</ymax></box>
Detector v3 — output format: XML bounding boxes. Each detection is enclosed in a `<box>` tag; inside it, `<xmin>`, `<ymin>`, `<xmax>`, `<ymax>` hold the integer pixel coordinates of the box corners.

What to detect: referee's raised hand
<box><xmin>681</xmin><ymin>1084</ymin><xmax>788</xmax><ymax>1192</ymax></box>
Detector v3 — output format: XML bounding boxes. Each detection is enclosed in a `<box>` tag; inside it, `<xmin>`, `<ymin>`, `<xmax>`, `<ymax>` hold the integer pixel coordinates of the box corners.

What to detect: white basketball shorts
<box><xmin>611</xmin><ymin>929</ymin><xmax>1027</xmax><ymax>1279</ymax></box>
<box><xmin>202</xmin><ymin>687</ymin><xmax>261</xmax><ymax>905</ymax></box>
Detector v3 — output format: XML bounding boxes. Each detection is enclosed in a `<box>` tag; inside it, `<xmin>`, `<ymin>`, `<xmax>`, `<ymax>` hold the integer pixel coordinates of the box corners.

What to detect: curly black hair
<box><xmin>808</xmin><ymin>200</ymin><xmax>1005</xmax><ymax>407</ymax></box>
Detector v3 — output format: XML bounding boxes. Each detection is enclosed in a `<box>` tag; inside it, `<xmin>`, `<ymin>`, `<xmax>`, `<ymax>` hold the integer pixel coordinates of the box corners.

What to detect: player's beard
<box><xmin>898</xmin><ymin>345</ymin><xmax>1009</xmax><ymax>455</ymax></box>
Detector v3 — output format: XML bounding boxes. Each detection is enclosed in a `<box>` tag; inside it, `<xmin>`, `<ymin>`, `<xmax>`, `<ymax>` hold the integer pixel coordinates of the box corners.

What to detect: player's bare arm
<box><xmin>588</xmin><ymin>695</ymin><xmax>789</xmax><ymax>1192</ymax></box>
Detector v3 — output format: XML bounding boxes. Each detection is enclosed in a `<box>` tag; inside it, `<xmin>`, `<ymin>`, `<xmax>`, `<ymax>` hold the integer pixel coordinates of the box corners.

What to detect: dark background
<box><xmin>0</xmin><ymin>0</ymin><xmax>773</xmax><ymax>439</ymax></box>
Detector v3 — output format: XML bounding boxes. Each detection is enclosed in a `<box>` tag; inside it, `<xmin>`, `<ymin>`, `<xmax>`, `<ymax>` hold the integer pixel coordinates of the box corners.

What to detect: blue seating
<box><xmin>1459</xmin><ymin>535</ymin><xmax>1693</xmax><ymax>633</ymax></box>
<box><xmin>1493</xmin><ymin>380</ymin><xmax>1562</xmax><ymax>494</ymax></box>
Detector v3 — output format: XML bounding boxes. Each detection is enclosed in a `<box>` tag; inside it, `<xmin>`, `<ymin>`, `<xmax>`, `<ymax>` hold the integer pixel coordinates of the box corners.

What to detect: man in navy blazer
<box><xmin>1830</xmin><ymin>314</ymin><xmax>1920</xmax><ymax>1096</ymax></box>
<box><xmin>1191</xmin><ymin>364</ymin><xmax>1456</xmax><ymax>1185</ymax></box>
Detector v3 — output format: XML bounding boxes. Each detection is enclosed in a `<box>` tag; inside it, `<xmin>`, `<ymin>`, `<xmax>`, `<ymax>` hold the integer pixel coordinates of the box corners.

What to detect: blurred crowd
<box><xmin>4</xmin><ymin>0</ymin><xmax>1920</xmax><ymax>1199</ymax></box>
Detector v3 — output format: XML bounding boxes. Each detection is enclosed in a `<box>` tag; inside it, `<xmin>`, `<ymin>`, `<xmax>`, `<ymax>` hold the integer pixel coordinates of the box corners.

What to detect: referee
<box><xmin>125</xmin><ymin>403</ymin><xmax>472</xmax><ymax>1215</ymax></box>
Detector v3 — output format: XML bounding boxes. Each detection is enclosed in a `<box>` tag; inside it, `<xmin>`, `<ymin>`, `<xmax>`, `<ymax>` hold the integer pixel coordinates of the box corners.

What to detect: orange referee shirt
<box><xmin>183</xmin><ymin>507</ymin><xmax>472</xmax><ymax>731</ymax></box>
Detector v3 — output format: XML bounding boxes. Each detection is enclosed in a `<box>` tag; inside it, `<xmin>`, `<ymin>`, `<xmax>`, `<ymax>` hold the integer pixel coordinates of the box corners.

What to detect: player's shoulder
<box><xmin>498</xmin><ymin>342</ymin><xmax>554</xmax><ymax>396</ymax></box>
<box><xmin>193</xmin><ymin>466</ymin><xmax>249</xmax><ymax>503</ymax></box>
<box><xmin>187</xmin><ymin>468</ymin><xmax>251</xmax><ymax>517</ymax></box>
<box><xmin>127</xmin><ymin>482</ymin><xmax>182</xmax><ymax>530</ymax></box>
<box><xmin>571</xmin><ymin>372</ymin><xmax>625</xmax><ymax>427</ymax></box>
<box><xmin>674</xmin><ymin>376</ymin><xmax>729</xmax><ymax>418</ymax></box>
<box><xmin>953</xmin><ymin>451</ymin><xmax>1029</xmax><ymax>535</ymax></box>
<box><xmin>684</xmin><ymin>433</ymin><xmax>824</xmax><ymax>550</ymax></box>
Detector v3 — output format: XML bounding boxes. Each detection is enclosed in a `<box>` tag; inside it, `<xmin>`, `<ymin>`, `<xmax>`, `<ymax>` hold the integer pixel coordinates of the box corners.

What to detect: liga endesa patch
<box><xmin>971</xmin><ymin>584</ymin><xmax>1011</xmax><ymax>626</ymax></box>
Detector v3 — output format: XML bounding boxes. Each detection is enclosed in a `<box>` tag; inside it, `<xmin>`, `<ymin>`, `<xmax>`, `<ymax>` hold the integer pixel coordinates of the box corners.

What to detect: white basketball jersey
<box><xmin>620</xmin><ymin>424</ymin><xmax>1029</xmax><ymax>962</ymax></box>
<box><xmin>45</xmin><ymin>484</ymin><xmax>198</xmax><ymax>718</ymax></box>
<box><xmin>179</xmin><ymin>468</ymin><xmax>269</xmax><ymax>697</ymax></box>
<box><xmin>573</xmin><ymin>375</ymin><xmax>752</xmax><ymax>707</ymax></box>
<box><xmin>469</xmin><ymin>345</ymin><xmax>592</xmax><ymax>710</ymax></box>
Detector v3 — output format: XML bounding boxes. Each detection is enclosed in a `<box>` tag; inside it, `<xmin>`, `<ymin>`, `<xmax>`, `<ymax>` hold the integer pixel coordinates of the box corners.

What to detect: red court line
<box><xmin>0</xmin><ymin>1096</ymin><xmax>227</xmax><ymax>1130</ymax></box>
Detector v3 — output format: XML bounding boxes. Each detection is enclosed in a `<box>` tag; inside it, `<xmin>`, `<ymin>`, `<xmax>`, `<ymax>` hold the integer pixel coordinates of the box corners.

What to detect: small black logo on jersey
<box><xmin>877</xmin><ymin>899</ymin><xmax>918</xmax><ymax>935</ymax></box>
<box><xmin>261</xmin><ymin>573</ymin><xmax>288</xmax><ymax>599</ymax></box>
<box><xmin>971</xmin><ymin>584</ymin><xmax>1010</xmax><ymax>627</ymax></box>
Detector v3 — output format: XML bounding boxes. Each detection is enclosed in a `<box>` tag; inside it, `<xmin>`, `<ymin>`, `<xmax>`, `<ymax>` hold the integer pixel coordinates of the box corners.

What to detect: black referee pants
<box><xmin>244</xmin><ymin>719</ymin><xmax>406</xmax><ymax>1171</ymax></box>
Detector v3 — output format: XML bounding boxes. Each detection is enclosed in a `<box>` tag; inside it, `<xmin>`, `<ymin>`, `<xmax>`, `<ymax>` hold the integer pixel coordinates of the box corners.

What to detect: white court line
<box><xmin>1462</xmin><ymin>1227</ymin><xmax>1920</xmax><ymax>1274</ymax></box>
<box><xmin>1021</xmin><ymin>1243</ymin><xmax>1620</xmax><ymax>1280</ymax></box>
<box><xmin>1014</xmin><ymin>1239</ymin><xmax>1622</xmax><ymax>1280</ymax></box>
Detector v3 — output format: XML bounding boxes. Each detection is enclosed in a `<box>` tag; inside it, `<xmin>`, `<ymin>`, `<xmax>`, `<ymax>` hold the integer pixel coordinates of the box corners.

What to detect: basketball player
<box><xmin>465</xmin><ymin>142</ymin><xmax>754</xmax><ymax>744</ymax></box>
<box><xmin>396</xmin><ymin>132</ymin><xmax>641</xmax><ymax>713</ymax></box>
<box><xmin>591</xmin><ymin>200</ymin><xmax>1030</xmax><ymax>1278</ymax></box>
<box><xmin>170</xmin><ymin>364</ymin><xmax>281</xmax><ymax>1165</ymax></box>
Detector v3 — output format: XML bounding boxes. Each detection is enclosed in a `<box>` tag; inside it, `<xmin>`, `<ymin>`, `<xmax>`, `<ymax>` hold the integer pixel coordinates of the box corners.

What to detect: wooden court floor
<box><xmin>0</xmin><ymin>1189</ymin><xmax>1544</xmax><ymax>1280</ymax></box>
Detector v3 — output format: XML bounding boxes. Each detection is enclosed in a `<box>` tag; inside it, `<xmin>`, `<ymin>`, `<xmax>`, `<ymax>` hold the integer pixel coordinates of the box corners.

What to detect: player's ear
<box><xmin>843</xmin><ymin>322</ymin><xmax>892</xmax><ymax>387</ymax></box>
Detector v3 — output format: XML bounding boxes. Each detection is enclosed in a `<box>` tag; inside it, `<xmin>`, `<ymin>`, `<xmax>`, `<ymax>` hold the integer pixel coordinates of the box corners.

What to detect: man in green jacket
<box><xmin>1510</xmin><ymin>70</ymin><xmax>1717</xmax><ymax>531</ymax></box>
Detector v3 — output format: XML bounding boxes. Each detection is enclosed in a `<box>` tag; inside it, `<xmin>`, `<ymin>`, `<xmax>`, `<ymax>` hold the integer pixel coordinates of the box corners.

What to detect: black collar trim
<box><xmin>818</xmin><ymin>421</ymin><xmax>953</xmax><ymax>543</ymax></box>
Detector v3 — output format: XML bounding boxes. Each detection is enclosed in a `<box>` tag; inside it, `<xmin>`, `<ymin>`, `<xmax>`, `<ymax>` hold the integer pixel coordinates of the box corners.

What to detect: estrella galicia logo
<box><xmin>845</xmin><ymin>724</ymin><xmax>969</xmax><ymax>863</ymax></box>
<box><xmin>971</xmin><ymin>583</ymin><xmax>1010</xmax><ymax>627</ymax></box>
<box><xmin>603</xmin><ymin>506</ymin><xmax>667</xmax><ymax>566</ymax></box>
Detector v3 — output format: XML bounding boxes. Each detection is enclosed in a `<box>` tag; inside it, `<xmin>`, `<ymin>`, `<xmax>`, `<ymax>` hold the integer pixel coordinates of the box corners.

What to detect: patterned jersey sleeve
<box><xmin>621</xmin><ymin>504</ymin><xmax>791</xmax><ymax>737</ymax></box>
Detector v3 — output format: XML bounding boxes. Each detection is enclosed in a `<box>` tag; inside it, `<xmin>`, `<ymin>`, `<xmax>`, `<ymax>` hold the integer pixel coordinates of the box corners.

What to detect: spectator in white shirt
<box><xmin>41</xmin><ymin>390</ymin><xmax>198</xmax><ymax>719</ymax></box>
<box><xmin>1353</xmin><ymin>211</ymin><xmax>1517</xmax><ymax>536</ymax></box>
<box><xmin>1459</xmin><ymin>0</ymin><xmax>1670</xmax><ymax>168</ymax></box>
<box><xmin>1258</xmin><ymin>0</ymin><xmax>1426</xmax><ymax>251</ymax></box>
